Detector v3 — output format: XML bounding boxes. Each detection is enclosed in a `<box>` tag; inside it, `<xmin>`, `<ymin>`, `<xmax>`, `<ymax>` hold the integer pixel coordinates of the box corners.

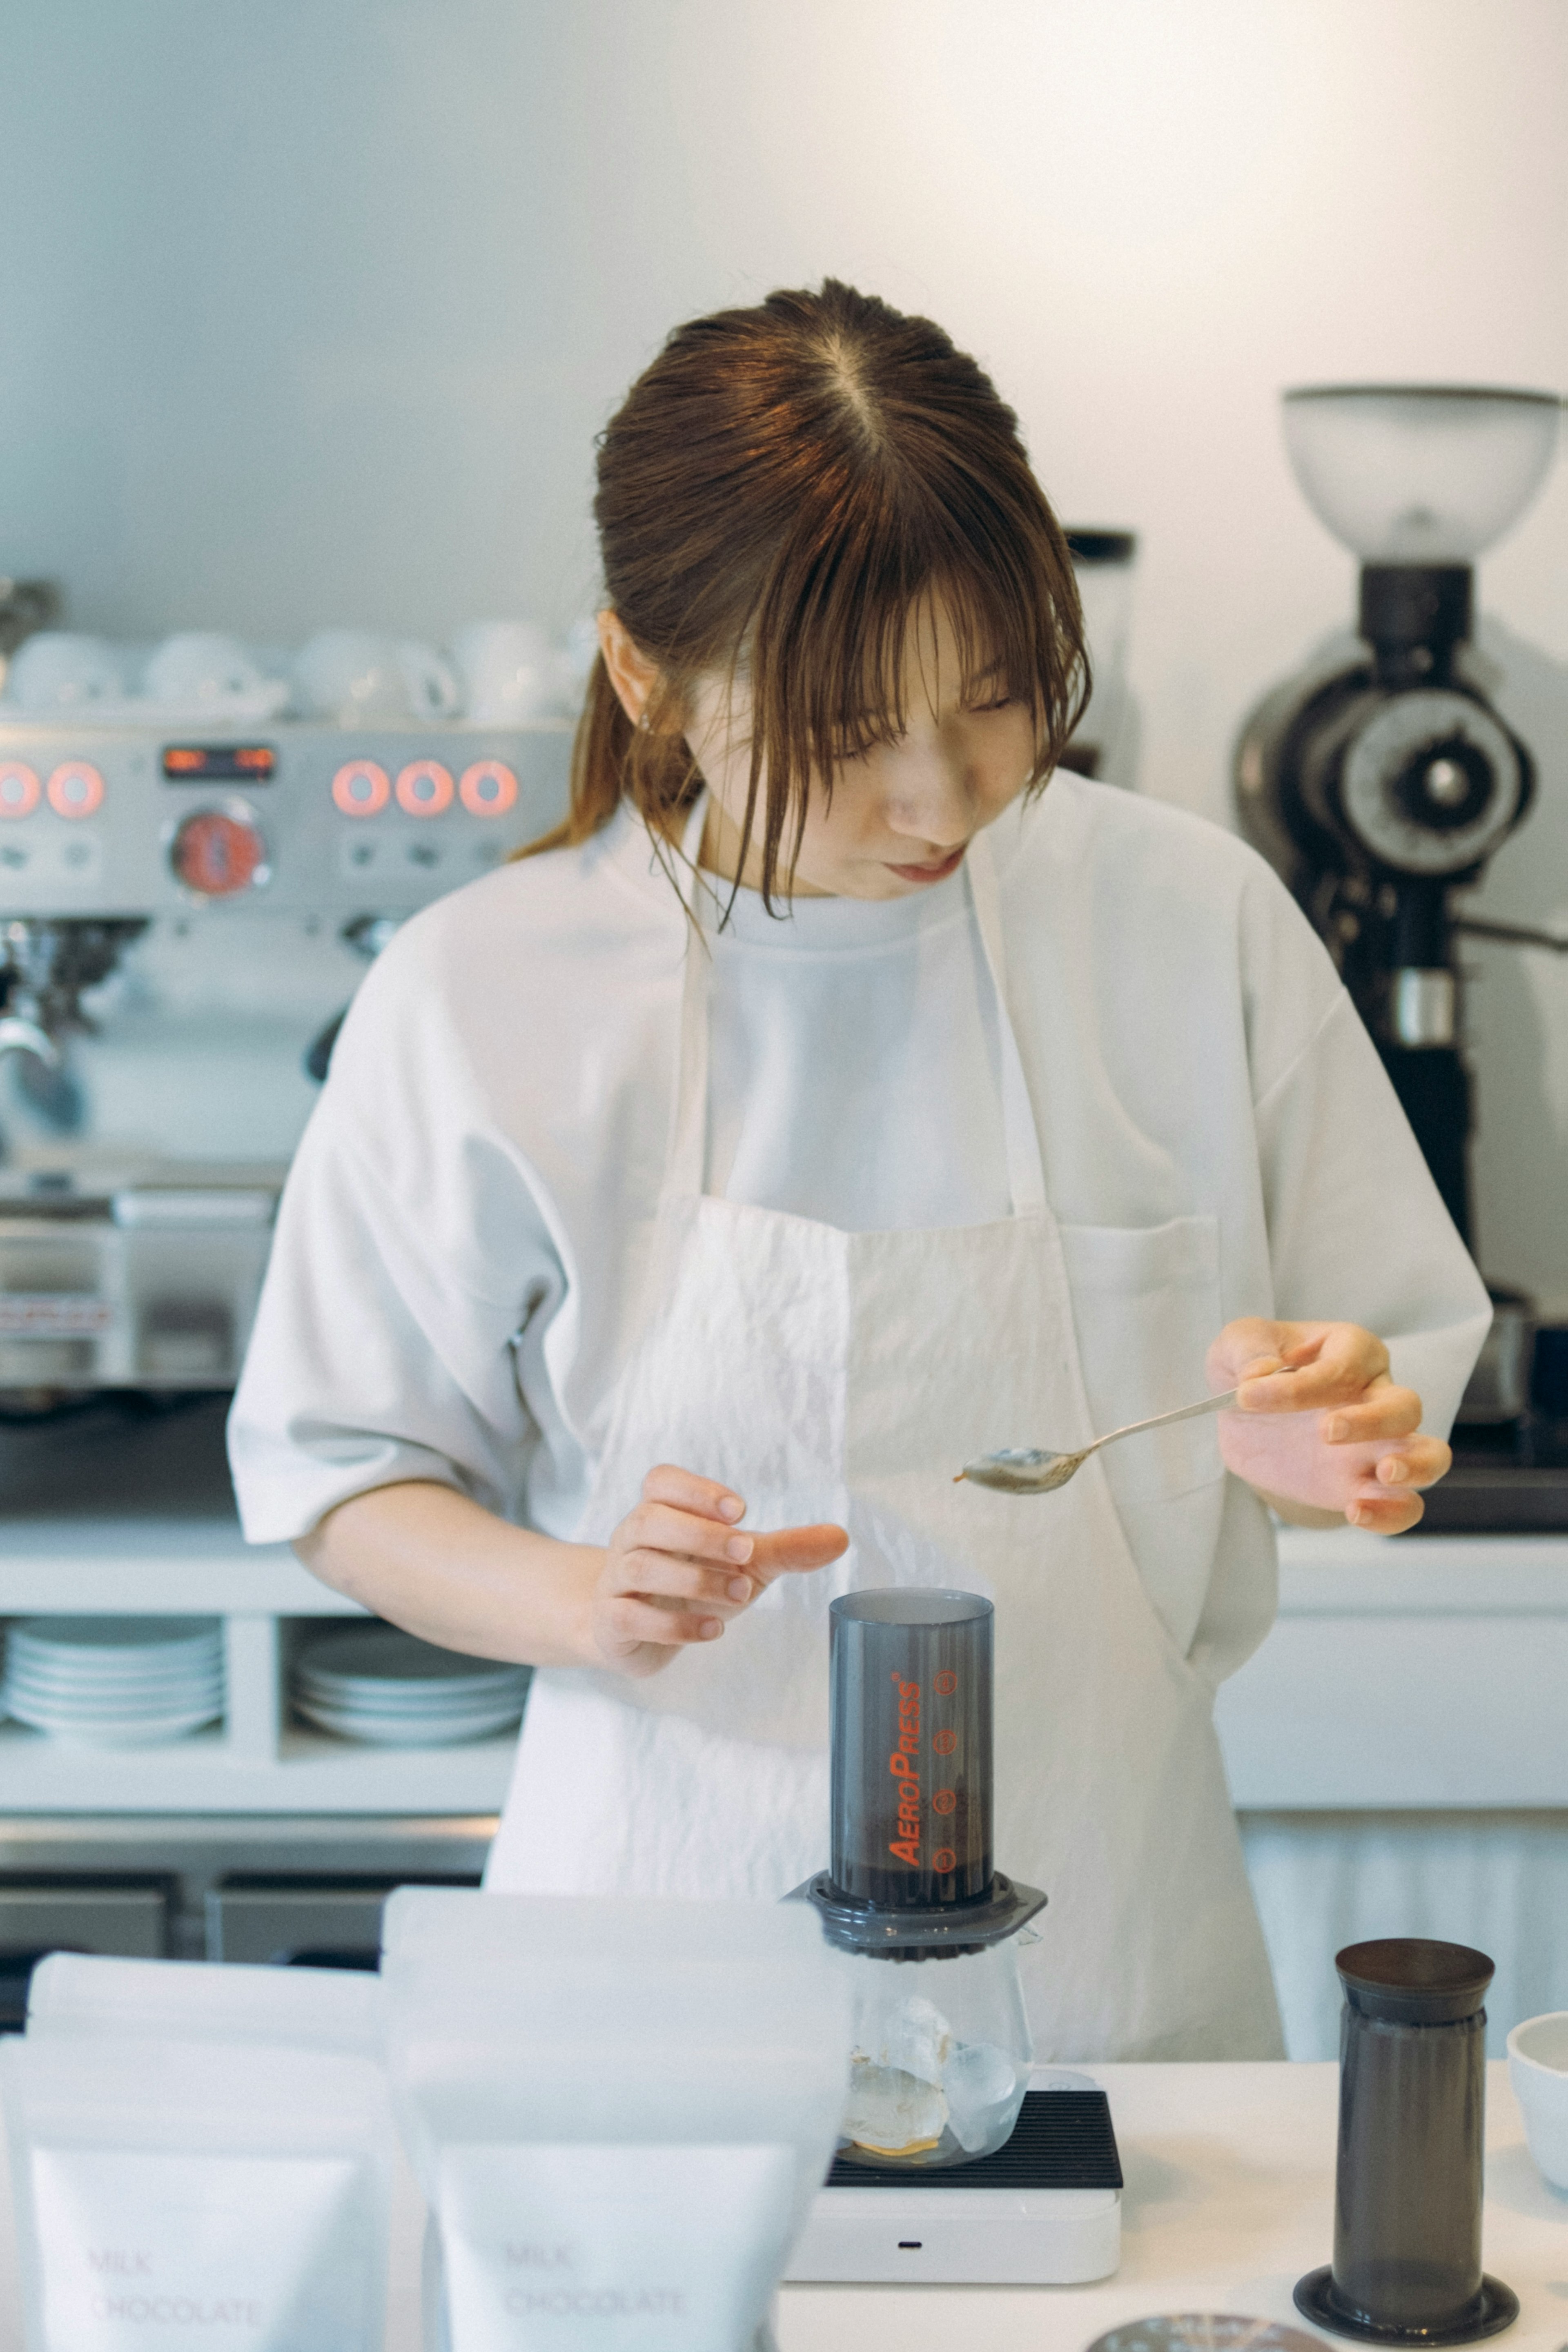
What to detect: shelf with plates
<box><xmin>13</xmin><ymin>1406</ymin><xmax>1567</xmax><ymax>1819</ymax></box>
<box><xmin>0</xmin><ymin>1711</ymin><xmax>517</xmax><ymax>1815</ymax></box>
<box><xmin>0</xmin><ymin>1553</ymin><xmax>521</xmax><ymax>1815</ymax></box>
<box><xmin>0</xmin><ymin>1402</ymin><xmax>528</xmax><ymax>1814</ymax></box>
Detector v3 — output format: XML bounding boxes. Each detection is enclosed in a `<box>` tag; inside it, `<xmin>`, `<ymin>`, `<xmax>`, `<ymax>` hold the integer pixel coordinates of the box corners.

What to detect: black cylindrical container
<box><xmin>828</xmin><ymin>1590</ymin><xmax>992</xmax><ymax>1909</ymax></box>
<box><xmin>1294</xmin><ymin>1939</ymin><xmax>1518</xmax><ymax>2346</ymax></box>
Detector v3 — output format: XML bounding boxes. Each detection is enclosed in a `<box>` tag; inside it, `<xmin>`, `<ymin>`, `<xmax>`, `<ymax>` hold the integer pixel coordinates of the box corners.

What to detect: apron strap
<box><xmin>666</xmin><ymin>794</ymin><xmax>716</xmax><ymax>1201</ymax></box>
<box><xmin>965</xmin><ymin>828</ymin><xmax>1049</xmax><ymax>1218</ymax></box>
<box><xmin>666</xmin><ymin>802</ymin><xmax>1049</xmax><ymax>1218</ymax></box>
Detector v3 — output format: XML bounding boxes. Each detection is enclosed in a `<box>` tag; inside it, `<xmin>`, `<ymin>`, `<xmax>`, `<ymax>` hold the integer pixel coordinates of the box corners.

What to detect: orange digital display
<box><xmin>161</xmin><ymin>745</ymin><xmax>277</xmax><ymax>782</ymax></box>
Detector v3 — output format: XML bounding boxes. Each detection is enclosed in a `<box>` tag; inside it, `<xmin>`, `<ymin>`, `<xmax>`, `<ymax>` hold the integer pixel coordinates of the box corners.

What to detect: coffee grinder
<box><xmin>1060</xmin><ymin>530</ymin><xmax>1139</xmax><ymax>784</ymax></box>
<box><xmin>785</xmin><ymin>1589</ymin><xmax>1123</xmax><ymax>2286</ymax></box>
<box><xmin>1234</xmin><ymin>385</ymin><xmax>1568</xmax><ymax>1526</ymax></box>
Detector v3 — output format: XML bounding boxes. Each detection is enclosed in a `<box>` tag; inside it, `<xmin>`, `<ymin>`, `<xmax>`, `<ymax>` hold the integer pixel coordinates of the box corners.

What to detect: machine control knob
<box><xmin>1338</xmin><ymin>691</ymin><xmax>1523</xmax><ymax>877</ymax></box>
<box><xmin>170</xmin><ymin>808</ymin><xmax>267</xmax><ymax>898</ymax></box>
<box><xmin>0</xmin><ymin>763</ymin><xmax>40</xmax><ymax>817</ymax></box>
<box><xmin>395</xmin><ymin>759</ymin><xmax>454</xmax><ymax>816</ymax></box>
<box><xmin>47</xmin><ymin>761</ymin><xmax>105</xmax><ymax>818</ymax></box>
<box><xmin>459</xmin><ymin>759</ymin><xmax>518</xmax><ymax>817</ymax></box>
<box><xmin>332</xmin><ymin>760</ymin><xmax>391</xmax><ymax>817</ymax></box>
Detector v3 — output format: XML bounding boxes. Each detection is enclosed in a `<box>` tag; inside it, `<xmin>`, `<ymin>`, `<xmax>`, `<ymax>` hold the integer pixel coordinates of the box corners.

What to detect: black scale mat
<box><xmin>825</xmin><ymin>2088</ymin><xmax>1123</xmax><ymax>2191</ymax></box>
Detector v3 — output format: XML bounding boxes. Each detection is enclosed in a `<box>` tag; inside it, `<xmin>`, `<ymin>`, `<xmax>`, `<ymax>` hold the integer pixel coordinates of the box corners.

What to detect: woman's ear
<box><xmin>597</xmin><ymin>610</ymin><xmax>660</xmax><ymax>729</ymax></box>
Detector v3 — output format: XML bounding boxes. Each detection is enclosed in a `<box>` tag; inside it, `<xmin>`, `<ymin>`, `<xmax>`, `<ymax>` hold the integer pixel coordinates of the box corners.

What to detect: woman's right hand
<box><xmin>589</xmin><ymin>1464</ymin><xmax>848</xmax><ymax>1680</ymax></box>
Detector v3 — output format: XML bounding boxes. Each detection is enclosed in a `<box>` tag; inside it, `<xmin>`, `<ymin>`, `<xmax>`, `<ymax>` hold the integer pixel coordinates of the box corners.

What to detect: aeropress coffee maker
<box><xmin>799</xmin><ymin>1580</ymin><xmax>1044</xmax><ymax>2164</ymax></box>
<box><xmin>792</xmin><ymin>1590</ymin><xmax>1042</xmax><ymax>2163</ymax></box>
<box><xmin>1295</xmin><ymin>1939</ymin><xmax>1517</xmax><ymax>2345</ymax></box>
<box><xmin>784</xmin><ymin>1589</ymin><xmax>1125</xmax><ymax>2286</ymax></box>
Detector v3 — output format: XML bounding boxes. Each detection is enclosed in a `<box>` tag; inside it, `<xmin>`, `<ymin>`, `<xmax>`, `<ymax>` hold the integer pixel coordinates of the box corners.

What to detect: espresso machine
<box><xmin>1233</xmin><ymin>385</ymin><xmax>1567</xmax><ymax>1528</ymax></box>
<box><xmin>0</xmin><ymin>698</ymin><xmax>571</xmax><ymax>1406</ymax></box>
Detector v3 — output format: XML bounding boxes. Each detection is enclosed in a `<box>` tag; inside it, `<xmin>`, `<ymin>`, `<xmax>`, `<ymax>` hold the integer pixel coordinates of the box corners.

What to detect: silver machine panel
<box><xmin>0</xmin><ymin>718</ymin><xmax>573</xmax><ymax>919</ymax></box>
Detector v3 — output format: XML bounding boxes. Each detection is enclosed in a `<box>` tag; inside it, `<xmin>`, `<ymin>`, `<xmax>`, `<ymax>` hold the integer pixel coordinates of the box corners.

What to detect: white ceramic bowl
<box><xmin>1507</xmin><ymin>2011</ymin><xmax>1568</xmax><ymax>2188</ymax></box>
<box><xmin>143</xmin><ymin>632</ymin><xmax>265</xmax><ymax>708</ymax></box>
<box><xmin>5</xmin><ymin>632</ymin><xmax>126</xmax><ymax>710</ymax></box>
<box><xmin>294</xmin><ymin>629</ymin><xmax>408</xmax><ymax>723</ymax></box>
<box><xmin>451</xmin><ymin>619</ymin><xmax>564</xmax><ymax>723</ymax></box>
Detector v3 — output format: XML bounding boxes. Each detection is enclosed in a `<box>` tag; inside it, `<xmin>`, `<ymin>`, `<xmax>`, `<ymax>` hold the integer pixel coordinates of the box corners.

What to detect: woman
<box><xmin>230</xmin><ymin>281</ymin><xmax>1489</xmax><ymax>2060</ymax></box>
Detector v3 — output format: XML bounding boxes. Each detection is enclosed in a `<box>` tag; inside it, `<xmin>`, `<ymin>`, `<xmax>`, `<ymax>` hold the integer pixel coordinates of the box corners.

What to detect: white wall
<box><xmin>2</xmin><ymin>0</ymin><xmax>1566</xmax><ymax>1294</ymax></box>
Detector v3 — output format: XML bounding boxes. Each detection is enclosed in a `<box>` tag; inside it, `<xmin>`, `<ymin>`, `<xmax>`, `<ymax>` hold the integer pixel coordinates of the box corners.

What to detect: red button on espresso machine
<box><xmin>46</xmin><ymin>762</ymin><xmax>105</xmax><ymax>818</ymax></box>
<box><xmin>459</xmin><ymin>760</ymin><xmax>518</xmax><ymax>816</ymax></box>
<box><xmin>0</xmin><ymin>763</ymin><xmax>40</xmax><ymax>817</ymax></box>
<box><xmin>395</xmin><ymin>760</ymin><xmax>454</xmax><ymax>816</ymax></box>
<box><xmin>331</xmin><ymin>760</ymin><xmax>390</xmax><ymax>816</ymax></box>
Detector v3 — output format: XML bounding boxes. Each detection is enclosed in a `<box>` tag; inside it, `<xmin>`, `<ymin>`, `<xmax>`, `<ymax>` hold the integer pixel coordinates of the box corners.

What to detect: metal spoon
<box><xmin>957</xmin><ymin>1384</ymin><xmax>1255</xmax><ymax>1495</ymax></box>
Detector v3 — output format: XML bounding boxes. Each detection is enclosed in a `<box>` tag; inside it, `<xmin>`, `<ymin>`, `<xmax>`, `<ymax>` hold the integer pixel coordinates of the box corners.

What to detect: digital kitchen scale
<box><xmin>786</xmin><ymin>2085</ymin><xmax>1123</xmax><ymax>2286</ymax></box>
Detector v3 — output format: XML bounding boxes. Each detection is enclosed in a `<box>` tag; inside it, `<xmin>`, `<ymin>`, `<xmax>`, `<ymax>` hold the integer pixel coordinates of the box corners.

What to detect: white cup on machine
<box><xmin>397</xmin><ymin>640</ymin><xmax>463</xmax><ymax>721</ymax></box>
<box><xmin>143</xmin><ymin>632</ymin><xmax>271</xmax><ymax>709</ymax></box>
<box><xmin>450</xmin><ymin>620</ymin><xmax>566</xmax><ymax>723</ymax></box>
<box><xmin>294</xmin><ymin>630</ymin><xmax>461</xmax><ymax>725</ymax></box>
<box><xmin>4</xmin><ymin>633</ymin><xmax>127</xmax><ymax>711</ymax></box>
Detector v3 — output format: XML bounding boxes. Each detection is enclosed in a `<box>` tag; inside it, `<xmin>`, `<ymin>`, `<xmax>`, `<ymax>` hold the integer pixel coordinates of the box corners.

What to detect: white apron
<box><xmin>487</xmin><ymin>813</ymin><xmax>1283</xmax><ymax>2061</ymax></box>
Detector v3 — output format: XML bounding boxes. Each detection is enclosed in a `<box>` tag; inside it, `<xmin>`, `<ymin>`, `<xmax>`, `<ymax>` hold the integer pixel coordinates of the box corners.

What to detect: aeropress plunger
<box><xmin>790</xmin><ymin>1590</ymin><xmax>1046</xmax><ymax>2168</ymax></box>
<box><xmin>1295</xmin><ymin>1939</ymin><xmax>1518</xmax><ymax>2345</ymax></box>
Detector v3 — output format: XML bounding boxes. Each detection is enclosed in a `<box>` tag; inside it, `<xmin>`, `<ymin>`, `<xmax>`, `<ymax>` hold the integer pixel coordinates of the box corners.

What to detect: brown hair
<box><xmin>524</xmin><ymin>279</ymin><xmax>1089</xmax><ymax>907</ymax></box>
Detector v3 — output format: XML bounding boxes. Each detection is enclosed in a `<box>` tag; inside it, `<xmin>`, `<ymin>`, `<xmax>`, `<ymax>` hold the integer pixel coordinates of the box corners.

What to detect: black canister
<box><xmin>793</xmin><ymin>1588</ymin><xmax>1044</xmax><ymax>1957</ymax></box>
<box><xmin>1294</xmin><ymin>1939</ymin><xmax>1518</xmax><ymax>2346</ymax></box>
<box><xmin>828</xmin><ymin>1588</ymin><xmax>993</xmax><ymax>1908</ymax></box>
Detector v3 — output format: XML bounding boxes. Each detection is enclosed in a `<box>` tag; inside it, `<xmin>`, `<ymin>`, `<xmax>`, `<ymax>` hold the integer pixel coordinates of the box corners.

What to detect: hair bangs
<box><xmin>526</xmin><ymin>281</ymin><xmax>1090</xmax><ymax>913</ymax></box>
<box><xmin>737</xmin><ymin>458</ymin><xmax>1089</xmax><ymax>907</ymax></box>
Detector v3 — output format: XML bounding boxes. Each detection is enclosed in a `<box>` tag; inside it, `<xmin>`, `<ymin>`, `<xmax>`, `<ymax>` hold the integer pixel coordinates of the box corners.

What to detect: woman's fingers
<box><xmin>601</xmin><ymin>1592</ymin><xmax>727</xmax><ymax>1651</ymax></box>
<box><xmin>597</xmin><ymin>1471</ymin><xmax>844</xmax><ymax>1675</ymax></box>
<box><xmin>614</xmin><ymin>1547</ymin><xmax>755</xmax><ymax>1609</ymax></box>
<box><xmin>1321</xmin><ymin>1386</ymin><xmax>1423</xmax><ymax>1445</ymax></box>
<box><xmin>1212</xmin><ymin>1318</ymin><xmax>1453</xmax><ymax>1526</ymax></box>
<box><xmin>1368</xmin><ymin>1435</ymin><xmax>1450</xmax><ymax>1491</ymax></box>
<box><xmin>617</xmin><ymin>1498</ymin><xmax>758</xmax><ymax>1568</ymax></box>
<box><xmin>1236</xmin><ymin>1325</ymin><xmax>1391</xmax><ymax>1413</ymax></box>
<box><xmin>747</xmin><ymin>1523</ymin><xmax>850</xmax><ymax>1581</ymax></box>
<box><xmin>1348</xmin><ymin>1489</ymin><xmax>1426</xmax><ymax>1534</ymax></box>
<box><xmin>613</xmin><ymin>1501</ymin><xmax>846</xmax><ymax>1583</ymax></box>
<box><xmin>639</xmin><ymin>1462</ymin><xmax>746</xmax><ymax>1523</ymax></box>
<box><xmin>1339</xmin><ymin>1433</ymin><xmax>1450</xmax><ymax>1530</ymax></box>
<box><xmin>600</xmin><ymin>1474</ymin><xmax>846</xmax><ymax>1662</ymax></box>
<box><xmin>612</xmin><ymin>1522</ymin><xmax>848</xmax><ymax>1611</ymax></box>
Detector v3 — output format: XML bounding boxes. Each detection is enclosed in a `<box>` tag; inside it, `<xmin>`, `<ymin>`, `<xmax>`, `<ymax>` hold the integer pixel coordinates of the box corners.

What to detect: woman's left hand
<box><xmin>1206</xmin><ymin>1319</ymin><xmax>1451</xmax><ymax>1533</ymax></box>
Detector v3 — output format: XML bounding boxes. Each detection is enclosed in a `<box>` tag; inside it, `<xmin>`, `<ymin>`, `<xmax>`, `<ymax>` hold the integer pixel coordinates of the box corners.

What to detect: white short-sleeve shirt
<box><xmin>227</xmin><ymin>774</ymin><xmax>1490</xmax><ymax>1682</ymax></box>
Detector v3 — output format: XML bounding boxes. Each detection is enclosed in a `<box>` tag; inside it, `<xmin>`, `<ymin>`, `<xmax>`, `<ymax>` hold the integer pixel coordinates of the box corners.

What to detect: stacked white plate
<box><xmin>291</xmin><ymin>1626</ymin><xmax>529</xmax><ymax>1747</ymax></box>
<box><xmin>1</xmin><ymin>1617</ymin><xmax>223</xmax><ymax>1746</ymax></box>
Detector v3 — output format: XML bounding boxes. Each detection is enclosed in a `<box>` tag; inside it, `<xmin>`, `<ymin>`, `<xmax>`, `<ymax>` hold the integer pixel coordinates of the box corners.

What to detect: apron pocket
<box><xmin>1056</xmin><ymin>1215</ymin><xmax>1225</xmax><ymax>1505</ymax></box>
<box><xmin>1057</xmin><ymin>1214</ymin><xmax>1228</xmax><ymax>1666</ymax></box>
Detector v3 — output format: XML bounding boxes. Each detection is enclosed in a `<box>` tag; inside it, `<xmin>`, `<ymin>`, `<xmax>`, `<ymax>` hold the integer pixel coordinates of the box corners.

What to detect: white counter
<box><xmin>0</xmin><ymin>2057</ymin><xmax>1552</xmax><ymax>2352</ymax></box>
<box><xmin>1221</xmin><ymin>1525</ymin><xmax>1568</xmax><ymax>1807</ymax></box>
<box><xmin>778</xmin><ymin>2059</ymin><xmax>1564</xmax><ymax>2351</ymax></box>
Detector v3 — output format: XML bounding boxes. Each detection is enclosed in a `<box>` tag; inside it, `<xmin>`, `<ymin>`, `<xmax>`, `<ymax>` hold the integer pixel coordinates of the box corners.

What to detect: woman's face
<box><xmin>601</xmin><ymin>598</ymin><xmax>1040</xmax><ymax>901</ymax></box>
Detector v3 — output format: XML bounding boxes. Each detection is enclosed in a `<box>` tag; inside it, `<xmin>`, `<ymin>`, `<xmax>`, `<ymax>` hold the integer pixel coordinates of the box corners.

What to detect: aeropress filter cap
<box><xmin>797</xmin><ymin>1590</ymin><xmax>1045</xmax><ymax>1956</ymax></box>
<box><xmin>1337</xmin><ymin>1938</ymin><xmax>1495</xmax><ymax>2026</ymax></box>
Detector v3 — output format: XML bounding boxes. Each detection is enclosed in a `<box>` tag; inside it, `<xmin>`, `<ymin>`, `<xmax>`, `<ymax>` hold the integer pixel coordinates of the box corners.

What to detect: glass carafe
<box><xmin>839</xmin><ymin>1937</ymin><xmax>1032</xmax><ymax>2168</ymax></box>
